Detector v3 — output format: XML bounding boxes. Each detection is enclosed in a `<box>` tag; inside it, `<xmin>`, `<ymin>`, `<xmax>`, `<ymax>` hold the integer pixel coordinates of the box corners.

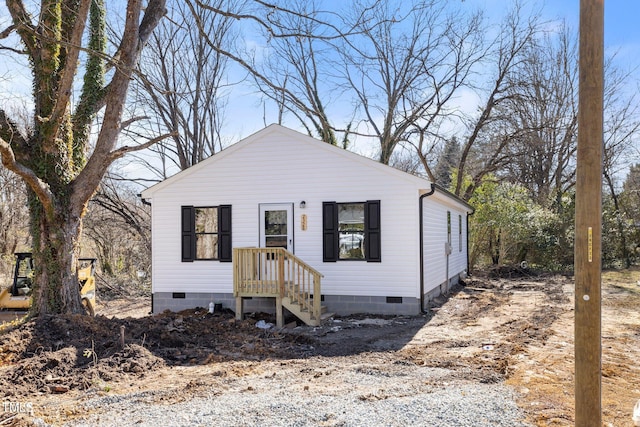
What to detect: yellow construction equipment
<box><xmin>0</xmin><ymin>253</ymin><xmax>97</xmax><ymax>316</ymax></box>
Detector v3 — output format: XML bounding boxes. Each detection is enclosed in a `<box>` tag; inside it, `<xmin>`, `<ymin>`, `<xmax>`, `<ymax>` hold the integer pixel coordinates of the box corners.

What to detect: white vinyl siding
<box><xmin>144</xmin><ymin>125</ymin><xmax>470</xmax><ymax>300</ymax></box>
<box><xmin>421</xmin><ymin>192</ymin><xmax>469</xmax><ymax>293</ymax></box>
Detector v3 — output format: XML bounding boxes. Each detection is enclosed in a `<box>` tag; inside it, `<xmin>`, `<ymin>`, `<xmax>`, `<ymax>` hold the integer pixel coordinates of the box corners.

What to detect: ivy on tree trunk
<box><xmin>0</xmin><ymin>0</ymin><xmax>167</xmax><ymax>315</ymax></box>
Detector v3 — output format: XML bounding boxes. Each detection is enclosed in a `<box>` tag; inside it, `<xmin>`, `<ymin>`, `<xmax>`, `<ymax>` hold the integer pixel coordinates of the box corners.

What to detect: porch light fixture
<box><xmin>300</xmin><ymin>201</ymin><xmax>306</xmax><ymax>209</ymax></box>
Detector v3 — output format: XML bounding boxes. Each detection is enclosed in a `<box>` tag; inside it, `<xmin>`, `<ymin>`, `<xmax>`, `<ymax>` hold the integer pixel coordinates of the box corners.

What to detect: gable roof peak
<box><xmin>141</xmin><ymin>123</ymin><xmax>432</xmax><ymax>198</ymax></box>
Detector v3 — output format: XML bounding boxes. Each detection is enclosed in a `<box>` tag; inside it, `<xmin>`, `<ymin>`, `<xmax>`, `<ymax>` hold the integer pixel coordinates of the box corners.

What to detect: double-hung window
<box><xmin>195</xmin><ymin>207</ymin><xmax>219</xmax><ymax>259</ymax></box>
<box><xmin>181</xmin><ymin>205</ymin><xmax>232</xmax><ymax>262</ymax></box>
<box><xmin>338</xmin><ymin>203</ymin><xmax>366</xmax><ymax>260</ymax></box>
<box><xmin>323</xmin><ymin>200</ymin><xmax>381</xmax><ymax>262</ymax></box>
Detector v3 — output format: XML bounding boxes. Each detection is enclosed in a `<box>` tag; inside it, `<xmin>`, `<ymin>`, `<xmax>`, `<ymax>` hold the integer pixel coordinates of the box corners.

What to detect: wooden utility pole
<box><xmin>575</xmin><ymin>0</ymin><xmax>603</xmax><ymax>425</ymax></box>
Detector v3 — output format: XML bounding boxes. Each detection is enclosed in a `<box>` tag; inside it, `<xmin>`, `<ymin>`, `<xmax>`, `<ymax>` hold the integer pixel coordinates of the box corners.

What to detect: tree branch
<box><xmin>0</xmin><ymin>45</ymin><xmax>27</xmax><ymax>54</ymax></box>
<box><xmin>50</xmin><ymin>0</ymin><xmax>92</xmax><ymax>135</ymax></box>
<box><xmin>107</xmin><ymin>132</ymin><xmax>177</xmax><ymax>162</ymax></box>
<box><xmin>5</xmin><ymin>0</ymin><xmax>37</xmax><ymax>55</ymax></box>
<box><xmin>0</xmin><ymin>112</ymin><xmax>55</xmax><ymax>217</ymax></box>
<box><xmin>120</xmin><ymin>115</ymin><xmax>150</xmax><ymax>130</ymax></box>
<box><xmin>183</xmin><ymin>0</ymin><xmax>311</xmax><ymax>122</ymax></box>
<box><xmin>0</xmin><ymin>23</ymin><xmax>17</xmax><ymax>39</ymax></box>
<box><xmin>192</xmin><ymin>0</ymin><xmax>364</xmax><ymax>41</ymax></box>
<box><xmin>72</xmin><ymin>0</ymin><xmax>167</xmax><ymax>210</ymax></box>
<box><xmin>138</xmin><ymin>0</ymin><xmax>167</xmax><ymax>48</ymax></box>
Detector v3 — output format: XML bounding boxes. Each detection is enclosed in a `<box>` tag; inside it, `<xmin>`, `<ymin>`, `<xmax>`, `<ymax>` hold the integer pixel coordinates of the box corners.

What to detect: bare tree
<box><xmin>339</xmin><ymin>0</ymin><xmax>485</xmax><ymax>166</ymax></box>
<box><xmin>0</xmin><ymin>0</ymin><xmax>167</xmax><ymax>315</ymax></box>
<box><xmin>477</xmin><ymin>21</ymin><xmax>640</xmax><ymax>267</ymax></box>
<box><xmin>500</xmin><ymin>24</ymin><xmax>640</xmax><ymax>205</ymax></box>
<box><xmin>251</xmin><ymin>0</ymin><xmax>344</xmax><ymax>144</ymax></box>
<box><xmin>134</xmin><ymin>0</ymin><xmax>239</xmax><ymax>175</ymax></box>
<box><xmin>184</xmin><ymin>0</ymin><xmax>384</xmax><ymax>147</ymax></box>
<box><xmin>601</xmin><ymin>62</ymin><xmax>640</xmax><ymax>267</ymax></box>
<box><xmin>0</xmin><ymin>167</ymin><xmax>29</xmax><ymax>256</ymax></box>
<box><xmin>85</xmin><ymin>175</ymin><xmax>151</xmax><ymax>284</ymax></box>
<box><xmin>451</xmin><ymin>2</ymin><xmax>542</xmax><ymax>200</ymax></box>
<box><xmin>499</xmin><ymin>24</ymin><xmax>578</xmax><ymax>206</ymax></box>
<box><xmin>0</xmin><ymin>104</ymin><xmax>31</xmax><ymax>259</ymax></box>
<box><xmin>475</xmin><ymin>23</ymin><xmax>578</xmax><ymax>264</ymax></box>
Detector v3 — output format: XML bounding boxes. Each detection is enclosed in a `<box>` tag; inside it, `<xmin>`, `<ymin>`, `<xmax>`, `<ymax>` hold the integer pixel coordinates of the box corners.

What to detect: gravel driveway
<box><xmin>60</xmin><ymin>358</ymin><xmax>530</xmax><ymax>427</ymax></box>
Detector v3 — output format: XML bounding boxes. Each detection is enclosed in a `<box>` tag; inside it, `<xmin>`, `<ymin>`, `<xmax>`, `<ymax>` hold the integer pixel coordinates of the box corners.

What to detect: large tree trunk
<box><xmin>30</xmin><ymin>195</ymin><xmax>85</xmax><ymax>315</ymax></box>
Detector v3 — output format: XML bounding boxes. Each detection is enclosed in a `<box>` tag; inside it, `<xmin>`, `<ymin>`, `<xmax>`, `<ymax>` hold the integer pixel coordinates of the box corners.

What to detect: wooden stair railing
<box><xmin>233</xmin><ymin>247</ymin><xmax>328</xmax><ymax>326</ymax></box>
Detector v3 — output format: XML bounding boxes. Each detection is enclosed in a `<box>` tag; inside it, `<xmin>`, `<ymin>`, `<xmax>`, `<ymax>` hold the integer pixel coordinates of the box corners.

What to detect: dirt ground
<box><xmin>0</xmin><ymin>270</ymin><xmax>639</xmax><ymax>426</ymax></box>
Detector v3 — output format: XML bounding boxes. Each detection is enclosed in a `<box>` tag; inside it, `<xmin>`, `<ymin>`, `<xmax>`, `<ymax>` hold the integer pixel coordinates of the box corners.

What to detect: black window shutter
<box><xmin>218</xmin><ymin>205</ymin><xmax>232</xmax><ymax>262</ymax></box>
<box><xmin>365</xmin><ymin>200</ymin><xmax>381</xmax><ymax>262</ymax></box>
<box><xmin>181</xmin><ymin>206</ymin><xmax>195</xmax><ymax>262</ymax></box>
<box><xmin>322</xmin><ymin>202</ymin><xmax>338</xmax><ymax>262</ymax></box>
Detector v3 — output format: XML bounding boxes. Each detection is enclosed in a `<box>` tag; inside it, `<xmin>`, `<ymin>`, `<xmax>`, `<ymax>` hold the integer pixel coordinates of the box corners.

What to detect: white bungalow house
<box><xmin>141</xmin><ymin>124</ymin><xmax>473</xmax><ymax>325</ymax></box>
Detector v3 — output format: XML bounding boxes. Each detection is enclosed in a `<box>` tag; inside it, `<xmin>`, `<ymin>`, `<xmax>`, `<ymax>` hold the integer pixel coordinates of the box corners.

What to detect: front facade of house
<box><xmin>141</xmin><ymin>124</ymin><xmax>472</xmax><ymax>317</ymax></box>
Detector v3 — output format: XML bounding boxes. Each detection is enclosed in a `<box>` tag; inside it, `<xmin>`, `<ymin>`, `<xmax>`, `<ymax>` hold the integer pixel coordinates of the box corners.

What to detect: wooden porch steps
<box><xmin>282</xmin><ymin>296</ymin><xmax>333</xmax><ymax>327</ymax></box>
<box><xmin>234</xmin><ymin>247</ymin><xmax>327</xmax><ymax>327</ymax></box>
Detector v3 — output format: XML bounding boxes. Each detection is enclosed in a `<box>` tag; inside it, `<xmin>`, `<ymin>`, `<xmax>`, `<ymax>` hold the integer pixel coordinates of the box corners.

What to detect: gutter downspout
<box><xmin>466</xmin><ymin>206</ymin><xmax>475</xmax><ymax>277</ymax></box>
<box><xmin>419</xmin><ymin>183</ymin><xmax>436</xmax><ymax>314</ymax></box>
<box><xmin>138</xmin><ymin>194</ymin><xmax>153</xmax><ymax>313</ymax></box>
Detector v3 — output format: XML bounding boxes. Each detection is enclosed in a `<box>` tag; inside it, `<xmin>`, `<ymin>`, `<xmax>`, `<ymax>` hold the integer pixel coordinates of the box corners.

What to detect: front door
<box><xmin>259</xmin><ymin>203</ymin><xmax>294</xmax><ymax>252</ymax></box>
